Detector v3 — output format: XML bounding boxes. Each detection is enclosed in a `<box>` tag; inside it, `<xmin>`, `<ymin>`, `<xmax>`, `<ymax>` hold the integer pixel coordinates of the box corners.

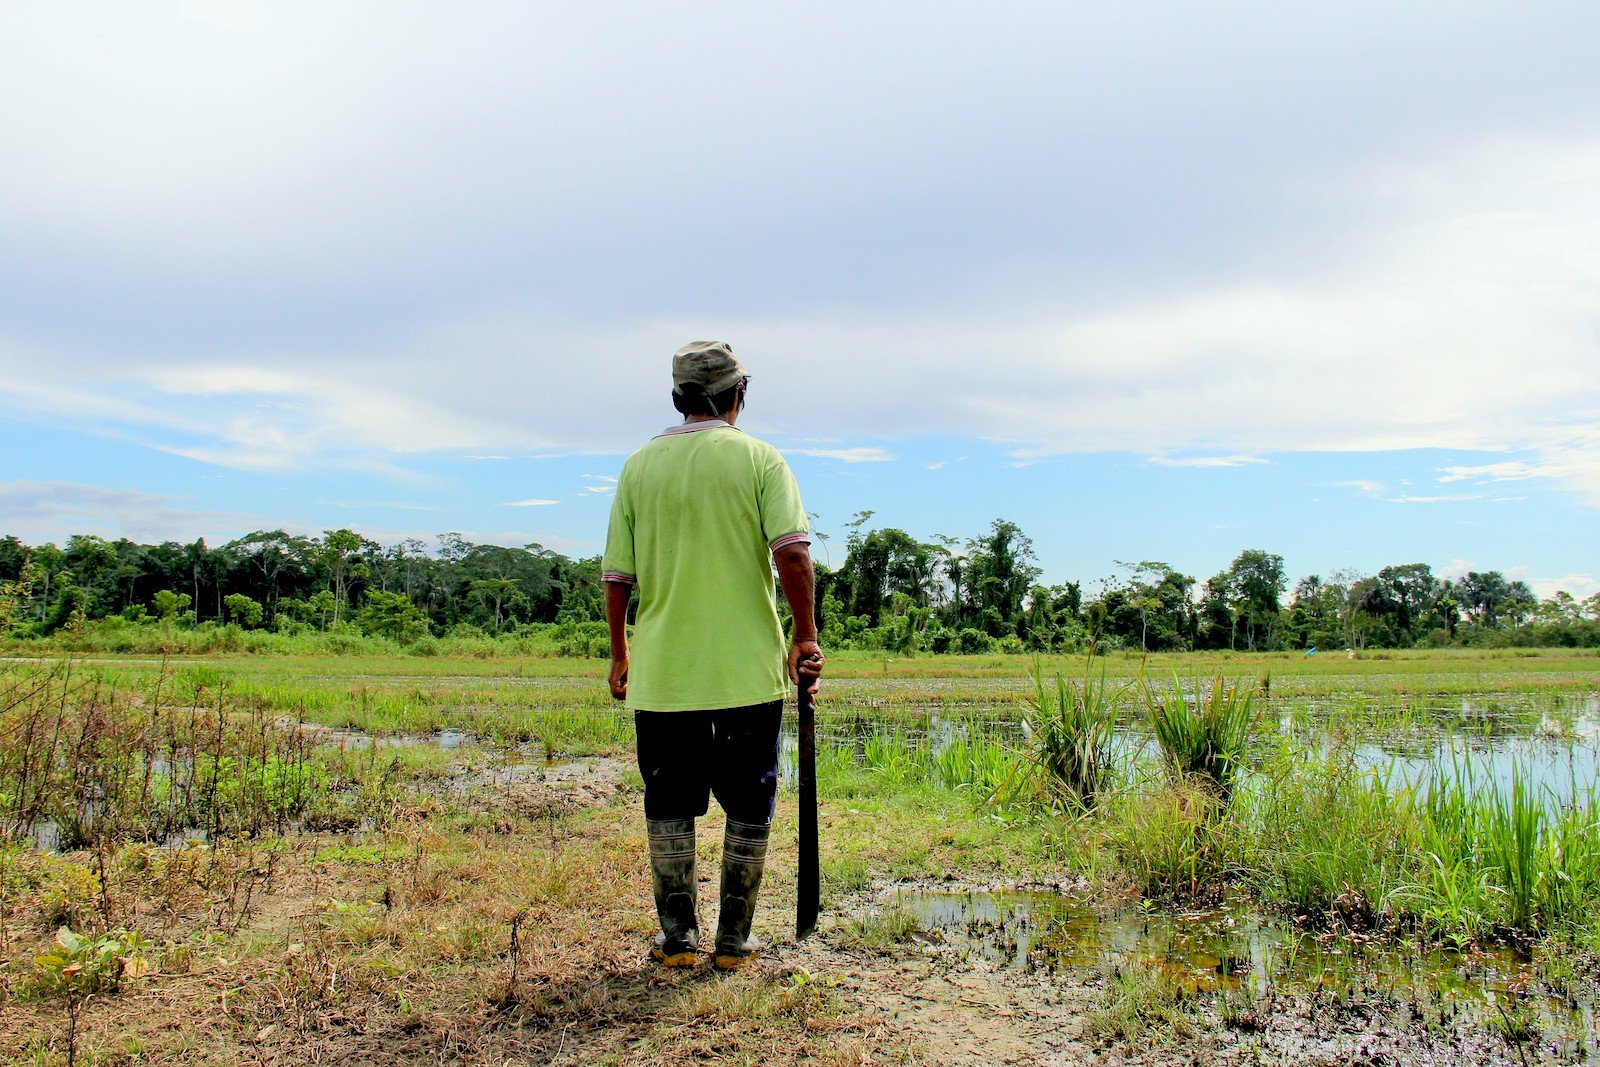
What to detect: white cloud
<box><xmin>1330</xmin><ymin>479</ymin><xmax>1384</xmax><ymax>494</ymax></box>
<box><xmin>0</xmin><ymin>8</ymin><xmax>1597</xmax><ymax>518</ymax></box>
<box><xmin>925</xmin><ymin>461</ymin><xmax>947</xmax><ymax>470</ymax></box>
<box><xmin>8</xmin><ymin>126</ymin><xmax>1600</xmax><ymax>495</ymax></box>
<box><xmin>1435</xmin><ymin>561</ymin><xmax>1594</xmax><ymax>602</ymax></box>
<box><xmin>0</xmin><ymin>480</ymin><xmax>595</xmax><ymax>555</ymax></box>
<box><xmin>1438</xmin><ymin>460</ymin><xmax>1568</xmax><ymax>483</ymax></box>
<box><xmin>791</xmin><ymin>447</ymin><xmax>899</xmax><ymax>463</ymax></box>
<box><xmin>1148</xmin><ymin>454</ymin><xmax>1267</xmax><ymax>469</ymax></box>
<box><xmin>502</xmin><ymin>499</ymin><xmax>558</xmax><ymax>508</ymax></box>
<box><xmin>1386</xmin><ymin>494</ymin><xmax>1485</xmax><ymax>504</ymax></box>
<box><xmin>1525</xmin><ymin>573</ymin><xmax>1600</xmax><ymax>601</ymax></box>
<box><xmin>0</xmin><ymin>480</ymin><xmax>262</xmax><ymax>544</ymax></box>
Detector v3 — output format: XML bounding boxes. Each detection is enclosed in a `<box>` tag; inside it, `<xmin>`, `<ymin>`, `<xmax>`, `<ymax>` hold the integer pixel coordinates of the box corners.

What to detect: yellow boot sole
<box><xmin>652</xmin><ymin>946</ymin><xmax>700</xmax><ymax>968</ymax></box>
<box><xmin>712</xmin><ymin>949</ymin><xmax>760</xmax><ymax>971</ymax></box>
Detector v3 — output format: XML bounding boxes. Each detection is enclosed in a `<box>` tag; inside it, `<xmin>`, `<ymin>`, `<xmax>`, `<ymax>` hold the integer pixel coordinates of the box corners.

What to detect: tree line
<box><xmin>1</xmin><ymin>520</ymin><xmax>1595</xmax><ymax>652</ymax></box>
<box><xmin>0</xmin><ymin>530</ymin><xmax>602</xmax><ymax>642</ymax></box>
<box><xmin>813</xmin><ymin>514</ymin><xmax>1597</xmax><ymax>653</ymax></box>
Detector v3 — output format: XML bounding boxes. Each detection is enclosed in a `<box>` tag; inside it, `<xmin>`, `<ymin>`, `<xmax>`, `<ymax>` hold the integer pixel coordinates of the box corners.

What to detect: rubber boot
<box><xmin>647</xmin><ymin>818</ymin><xmax>699</xmax><ymax>966</ymax></box>
<box><xmin>713</xmin><ymin>819</ymin><xmax>770</xmax><ymax>970</ymax></box>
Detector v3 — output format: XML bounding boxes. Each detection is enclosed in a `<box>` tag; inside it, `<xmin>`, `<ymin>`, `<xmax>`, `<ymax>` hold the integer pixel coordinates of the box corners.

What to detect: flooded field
<box><xmin>3</xmin><ymin>649</ymin><xmax>1599</xmax><ymax>1065</ymax></box>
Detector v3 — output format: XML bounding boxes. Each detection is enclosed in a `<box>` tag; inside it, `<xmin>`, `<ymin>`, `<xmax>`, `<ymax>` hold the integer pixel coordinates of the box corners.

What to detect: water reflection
<box><xmin>787</xmin><ymin>689</ymin><xmax>1600</xmax><ymax>803</ymax></box>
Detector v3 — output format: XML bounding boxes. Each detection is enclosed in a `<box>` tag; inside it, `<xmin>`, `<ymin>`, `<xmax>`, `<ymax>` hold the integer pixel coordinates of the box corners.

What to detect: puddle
<box><xmin>22</xmin><ymin>818</ymin><xmax>209</xmax><ymax>853</ymax></box>
<box><xmin>890</xmin><ymin>887</ymin><xmax>1600</xmax><ymax>1059</ymax></box>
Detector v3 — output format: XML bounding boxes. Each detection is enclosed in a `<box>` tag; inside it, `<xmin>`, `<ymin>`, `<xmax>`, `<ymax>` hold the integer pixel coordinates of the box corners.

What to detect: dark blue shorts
<box><xmin>634</xmin><ymin>701</ymin><xmax>783</xmax><ymax>825</ymax></box>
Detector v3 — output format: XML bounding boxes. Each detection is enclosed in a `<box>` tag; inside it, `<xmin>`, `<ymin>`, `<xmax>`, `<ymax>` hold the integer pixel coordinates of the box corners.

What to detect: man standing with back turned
<box><xmin>602</xmin><ymin>340</ymin><xmax>824</xmax><ymax>970</ymax></box>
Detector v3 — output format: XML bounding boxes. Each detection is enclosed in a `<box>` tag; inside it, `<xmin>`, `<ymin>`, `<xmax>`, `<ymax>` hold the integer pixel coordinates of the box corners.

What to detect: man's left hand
<box><xmin>788</xmin><ymin>641</ymin><xmax>824</xmax><ymax>696</ymax></box>
<box><xmin>608</xmin><ymin>654</ymin><xmax>629</xmax><ymax>701</ymax></box>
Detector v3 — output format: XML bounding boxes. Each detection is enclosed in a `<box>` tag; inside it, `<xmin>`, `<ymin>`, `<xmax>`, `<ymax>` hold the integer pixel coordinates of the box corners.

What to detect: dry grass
<box><xmin>1</xmin><ymin>796</ymin><xmax>909</xmax><ymax>1067</ymax></box>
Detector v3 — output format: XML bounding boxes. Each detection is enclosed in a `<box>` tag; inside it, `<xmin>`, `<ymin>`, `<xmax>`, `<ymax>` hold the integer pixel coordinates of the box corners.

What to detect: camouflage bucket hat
<box><xmin>672</xmin><ymin>341</ymin><xmax>749</xmax><ymax>396</ymax></box>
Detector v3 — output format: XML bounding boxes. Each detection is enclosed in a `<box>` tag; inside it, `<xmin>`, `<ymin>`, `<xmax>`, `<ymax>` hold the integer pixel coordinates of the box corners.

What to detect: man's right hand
<box><xmin>608</xmin><ymin>654</ymin><xmax>629</xmax><ymax>701</ymax></box>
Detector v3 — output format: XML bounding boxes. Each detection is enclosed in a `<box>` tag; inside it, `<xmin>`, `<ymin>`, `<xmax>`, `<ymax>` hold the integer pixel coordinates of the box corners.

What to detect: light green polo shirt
<box><xmin>602</xmin><ymin>421</ymin><xmax>810</xmax><ymax>712</ymax></box>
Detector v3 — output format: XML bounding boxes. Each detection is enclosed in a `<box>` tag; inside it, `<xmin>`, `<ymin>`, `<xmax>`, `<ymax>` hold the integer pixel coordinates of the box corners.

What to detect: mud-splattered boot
<box><xmin>713</xmin><ymin>819</ymin><xmax>770</xmax><ymax>971</ymax></box>
<box><xmin>647</xmin><ymin>818</ymin><xmax>699</xmax><ymax>967</ymax></box>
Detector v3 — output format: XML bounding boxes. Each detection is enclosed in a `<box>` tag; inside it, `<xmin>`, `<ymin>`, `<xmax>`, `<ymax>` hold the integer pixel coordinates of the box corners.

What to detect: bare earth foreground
<box><xmin>2</xmin><ymin>748</ymin><xmax>1551</xmax><ymax>1066</ymax></box>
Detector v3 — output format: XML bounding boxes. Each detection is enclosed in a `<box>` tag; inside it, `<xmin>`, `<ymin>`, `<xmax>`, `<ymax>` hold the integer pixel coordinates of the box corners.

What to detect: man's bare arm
<box><xmin>773</xmin><ymin>543</ymin><xmax>824</xmax><ymax>693</ymax></box>
<box><xmin>604</xmin><ymin>580</ymin><xmax>632</xmax><ymax>701</ymax></box>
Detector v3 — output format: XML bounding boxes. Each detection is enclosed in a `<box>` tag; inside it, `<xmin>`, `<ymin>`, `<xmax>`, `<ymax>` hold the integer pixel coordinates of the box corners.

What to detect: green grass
<box><xmin>8</xmin><ymin>649</ymin><xmax>1600</xmax><ymax>953</ymax></box>
<box><xmin>1242</xmin><ymin>744</ymin><xmax>1414</xmax><ymax>923</ymax></box>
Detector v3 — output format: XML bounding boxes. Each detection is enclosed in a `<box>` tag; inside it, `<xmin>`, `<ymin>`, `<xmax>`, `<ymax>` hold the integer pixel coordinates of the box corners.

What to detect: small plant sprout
<box><xmin>31</xmin><ymin>926</ymin><xmax>151</xmax><ymax>1067</ymax></box>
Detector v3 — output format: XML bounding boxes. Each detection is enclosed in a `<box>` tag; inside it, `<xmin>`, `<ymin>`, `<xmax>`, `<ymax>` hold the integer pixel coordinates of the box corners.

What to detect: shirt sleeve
<box><xmin>601</xmin><ymin>465</ymin><xmax>636</xmax><ymax>584</ymax></box>
<box><xmin>758</xmin><ymin>449</ymin><xmax>810</xmax><ymax>552</ymax></box>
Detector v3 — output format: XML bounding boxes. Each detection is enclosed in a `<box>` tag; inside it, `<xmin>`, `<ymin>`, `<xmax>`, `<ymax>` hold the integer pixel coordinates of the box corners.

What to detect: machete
<box><xmin>796</xmin><ymin>655</ymin><xmax>822</xmax><ymax>939</ymax></box>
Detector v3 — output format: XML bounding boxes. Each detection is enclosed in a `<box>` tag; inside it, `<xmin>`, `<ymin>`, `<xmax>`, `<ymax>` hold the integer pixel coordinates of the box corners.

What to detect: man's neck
<box><xmin>682</xmin><ymin>413</ymin><xmax>736</xmax><ymax>427</ymax></box>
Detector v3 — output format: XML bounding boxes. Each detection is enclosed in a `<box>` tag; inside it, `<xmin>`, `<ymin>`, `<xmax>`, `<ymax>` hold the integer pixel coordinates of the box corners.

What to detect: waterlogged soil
<box><xmin>777</xmin><ymin>880</ymin><xmax>1594</xmax><ymax>1066</ymax></box>
<box><xmin>10</xmin><ymin>657</ymin><xmax>1600</xmax><ymax>1066</ymax></box>
<box><xmin>437</xmin><ymin>755</ymin><xmax>631</xmax><ymax>819</ymax></box>
<box><xmin>275</xmin><ymin>717</ymin><xmax>477</xmax><ymax>749</ymax></box>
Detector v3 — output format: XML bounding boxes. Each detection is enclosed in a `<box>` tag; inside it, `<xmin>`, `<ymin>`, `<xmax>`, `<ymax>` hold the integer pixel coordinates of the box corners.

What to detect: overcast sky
<box><xmin>2</xmin><ymin>2</ymin><xmax>1597</xmax><ymax>597</ymax></box>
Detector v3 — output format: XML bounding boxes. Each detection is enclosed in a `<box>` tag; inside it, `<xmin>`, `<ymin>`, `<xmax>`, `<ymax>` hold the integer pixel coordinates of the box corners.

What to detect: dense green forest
<box><xmin>1</xmin><ymin>519</ymin><xmax>1595</xmax><ymax>654</ymax></box>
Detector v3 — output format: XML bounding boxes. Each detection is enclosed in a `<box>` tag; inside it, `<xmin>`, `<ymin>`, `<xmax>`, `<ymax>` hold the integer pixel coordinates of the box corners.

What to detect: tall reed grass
<box><xmin>1012</xmin><ymin>660</ymin><xmax>1120</xmax><ymax>812</ymax></box>
<box><xmin>1241</xmin><ymin>745</ymin><xmax>1413</xmax><ymax>924</ymax></box>
<box><xmin>1142</xmin><ymin>674</ymin><xmax>1258</xmax><ymax>799</ymax></box>
<box><xmin>1410</xmin><ymin>752</ymin><xmax>1600</xmax><ymax>938</ymax></box>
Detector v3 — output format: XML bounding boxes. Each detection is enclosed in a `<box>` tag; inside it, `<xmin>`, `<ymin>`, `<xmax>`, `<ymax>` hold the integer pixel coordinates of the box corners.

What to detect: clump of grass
<box><xmin>929</xmin><ymin>737</ymin><xmax>1020</xmax><ymax>797</ymax></box>
<box><xmin>1143</xmin><ymin>674</ymin><xmax>1258</xmax><ymax>800</ymax></box>
<box><xmin>1083</xmin><ymin>952</ymin><xmax>1201</xmax><ymax>1043</ymax></box>
<box><xmin>1412</xmin><ymin>753</ymin><xmax>1600</xmax><ymax>939</ymax></box>
<box><xmin>1104</xmin><ymin>773</ymin><xmax>1232</xmax><ymax>900</ymax></box>
<box><xmin>1242</xmin><ymin>745</ymin><xmax>1413</xmax><ymax>925</ymax></box>
<box><xmin>836</xmin><ymin>908</ymin><xmax>925</xmax><ymax>953</ymax></box>
<box><xmin>860</xmin><ymin>729</ymin><xmax>923</xmax><ymax>783</ymax></box>
<box><xmin>1010</xmin><ymin>659</ymin><xmax>1120</xmax><ymax>812</ymax></box>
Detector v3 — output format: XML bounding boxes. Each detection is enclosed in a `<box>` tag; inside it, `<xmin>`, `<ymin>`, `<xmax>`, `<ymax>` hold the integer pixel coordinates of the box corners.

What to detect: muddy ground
<box><xmin>1</xmin><ymin>749</ymin><xmax>1582</xmax><ymax>1066</ymax></box>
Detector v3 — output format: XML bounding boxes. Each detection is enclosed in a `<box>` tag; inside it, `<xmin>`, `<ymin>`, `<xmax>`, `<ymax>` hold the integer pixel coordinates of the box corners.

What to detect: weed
<box><xmin>1105</xmin><ymin>775</ymin><xmax>1231</xmax><ymax>900</ymax></box>
<box><xmin>1244</xmin><ymin>746</ymin><xmax>1412</xmax><ymax>925</ymax></box>
<box><xmin>837</xmin><ymin>908</ymin><xmax>926</xmax><ymax>953</ymax></box>
<box><xmin>1084</xmin><ymin>953</ymin><xmax>1201</xmax><ymax>1043</ymax></box>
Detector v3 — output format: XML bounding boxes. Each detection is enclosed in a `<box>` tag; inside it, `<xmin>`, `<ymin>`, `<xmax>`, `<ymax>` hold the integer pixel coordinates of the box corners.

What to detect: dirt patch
<box><xmin>444</xmin><ymin>756</ymin><xmax>632</xmax><ymax>819</ymax></box>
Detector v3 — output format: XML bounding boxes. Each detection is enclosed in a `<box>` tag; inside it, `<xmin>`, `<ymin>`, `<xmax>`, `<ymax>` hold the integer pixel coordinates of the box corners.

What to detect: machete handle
<box><xmin>795</xmin><ymin>655</ymin><xmax>821</xmax><ymax>940</ymax></box>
